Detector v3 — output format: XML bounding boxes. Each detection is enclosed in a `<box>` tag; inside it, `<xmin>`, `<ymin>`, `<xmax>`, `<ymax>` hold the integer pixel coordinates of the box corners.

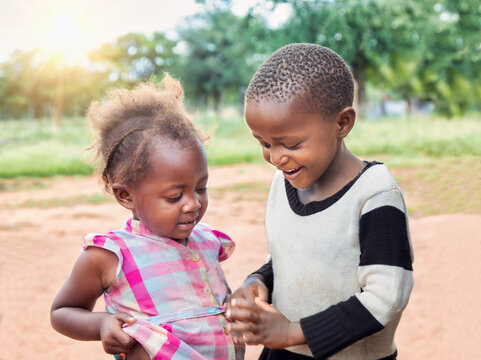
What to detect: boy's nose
<box><xmin>269</xmin><ymin>148</ymin><xmax>287</xmax><ymax>167</ymax></box>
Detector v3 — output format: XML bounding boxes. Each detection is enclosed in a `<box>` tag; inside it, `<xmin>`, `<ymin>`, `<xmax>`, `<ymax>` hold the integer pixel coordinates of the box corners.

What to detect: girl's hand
<box><xmin>227</xmin><ymin>298</ymin><xmax>305</xmax><ymax>349</ymax></box>
<box><xmin>99</xmin><ymin>312</ymin><xmax>137</xmax><ymax>355</ymax></box>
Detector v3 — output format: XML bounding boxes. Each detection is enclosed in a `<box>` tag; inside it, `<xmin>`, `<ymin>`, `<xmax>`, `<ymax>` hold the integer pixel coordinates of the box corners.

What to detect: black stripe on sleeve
<box><xmin>359</xmin><ymin>206</ymin><xmax>412</xmax><ymax>270</ymax></box>
<box><xmin>300</xmin><ymin>296</ymin><xmax>383</xmax><ymax>359</ymax></box>
<box><xmin>251</xmin><ymin>259</ymin><xmax>274</xmax><ymax>301</ymax></box>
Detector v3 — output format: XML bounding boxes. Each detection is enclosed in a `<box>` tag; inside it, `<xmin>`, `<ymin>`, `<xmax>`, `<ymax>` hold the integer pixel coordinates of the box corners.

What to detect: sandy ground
<box><xmin>1</xmin><ymin>163</ymin><xmax>480</xmax><ymax>360</ymax></box>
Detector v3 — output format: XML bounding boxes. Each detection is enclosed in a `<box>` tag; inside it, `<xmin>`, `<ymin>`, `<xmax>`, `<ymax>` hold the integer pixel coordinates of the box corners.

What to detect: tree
<box><xmin>416</xmin><ymin>0</ymin><xmax>481</xmax><ymax>116</ymax></box>
<box><xmin>89</xmin><ymin>32</ymin><xmax>178</xmax><ymax>87</ymax></box>
<box><xmin>177</xmin><ymin>3</ymin><xmax>267</xmax><ymax>109</ymax></box>
<box><xmin>272</xmin><ymin>0</ymin><xmax>431</xmax><ymax>118</ymax></box>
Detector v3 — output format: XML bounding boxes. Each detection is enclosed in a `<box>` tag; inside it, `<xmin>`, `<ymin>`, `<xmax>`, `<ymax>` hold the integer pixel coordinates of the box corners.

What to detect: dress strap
<box><xmin>146</xmin><ymin>305</ymin><xmax>226</xmax><ymax>325</ymax></box>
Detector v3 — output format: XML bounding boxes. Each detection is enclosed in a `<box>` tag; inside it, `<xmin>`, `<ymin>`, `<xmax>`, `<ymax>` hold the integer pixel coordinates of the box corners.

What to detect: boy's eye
<box><xmin>167</xmin><ymin>193</ymin><xmax>182</xmax><ymax>202</ymax></box>
<box><xmin>283</xmin><ymin>142</ymin><xmax>301</xmax><ymax>150</ymax></box>
<box><xmin>260</xmin><ymin>142</ymin><xmax>271</xmax><ymax>149</ymax></box>
<box><xmin>197</xmin><ymin>187</ymin><xmax>207</xmax><ymax>194</ymax></box>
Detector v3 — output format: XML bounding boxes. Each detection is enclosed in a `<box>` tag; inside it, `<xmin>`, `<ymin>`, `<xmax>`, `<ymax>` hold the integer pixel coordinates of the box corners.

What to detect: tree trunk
<box><xmin>352</xmin><ymin>65</ymin><xmax>366</xmax><ymax>120</ymax></box>
<box><xmin>212</xmin><ymin>89</ymin><xmax>222</xmax><ymax>112</ymax></box>
<box><xmin>53</xmin><ymin>66</ymin><xmax>64</xmax><ymax>129</ymax></box>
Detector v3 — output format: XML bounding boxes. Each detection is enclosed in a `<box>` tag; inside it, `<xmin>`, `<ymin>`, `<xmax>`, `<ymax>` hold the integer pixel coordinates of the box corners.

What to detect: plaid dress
<box><xmin>84</xmin><ymin>219</ymin><xmax>239</xmax><ymax>360</ymax></box>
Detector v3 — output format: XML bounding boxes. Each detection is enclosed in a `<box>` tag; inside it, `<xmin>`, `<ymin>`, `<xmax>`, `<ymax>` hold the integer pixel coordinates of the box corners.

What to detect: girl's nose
<box><xmin>183</xmin><ymin>193</ymin><xmax>201</xmax><ymax>213</ymax></box>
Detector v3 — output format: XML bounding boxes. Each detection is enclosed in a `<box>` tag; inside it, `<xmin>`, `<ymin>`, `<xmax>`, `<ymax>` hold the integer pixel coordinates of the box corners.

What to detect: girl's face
<box><xmin>245</xmin><ymin>99</ymin><xmax>341</xmax><ymax>190</ymax></box>
<box><xmin>123</xmin><ymin>138</ymin><xmax>208</xmax><ymax>240</ymax></box>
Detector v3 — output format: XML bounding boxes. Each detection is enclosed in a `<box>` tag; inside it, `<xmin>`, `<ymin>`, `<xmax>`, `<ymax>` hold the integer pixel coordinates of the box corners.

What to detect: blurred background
<box><xmin>0</xmin><ymin>0</ymin><xmax>480</xmax><ymax>178</ymax></box>
<box><xmin>1</xmin><ymin>2</ymin><xmax>480</xmax><ymax>359</ymax></box>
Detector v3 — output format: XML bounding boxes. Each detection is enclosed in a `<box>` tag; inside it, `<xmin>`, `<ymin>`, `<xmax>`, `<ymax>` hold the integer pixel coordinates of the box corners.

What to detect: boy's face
<box><xmin>125</xmin><ymin>139</ymin><xmax>209</xmax><ymax>240</ymax></box>
<box><xmin>245</xmin><ymin>99</ymin><xmax>341</xmax><ymax>190</ymax></box>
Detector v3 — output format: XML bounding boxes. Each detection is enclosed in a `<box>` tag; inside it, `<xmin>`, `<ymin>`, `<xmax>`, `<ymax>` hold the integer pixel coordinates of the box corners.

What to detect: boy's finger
<box><xmin>242</xmin><ymin>332</ymin><xmax>261</xmax><ymax>346</ymax></box>
<box><xmin>254</xmin><ymin>297</ymin><xmax>274</xmax><ymax>311</ymax></box>
<box><xmin>227</xmin><ymin>306</ymin><xmax>261</xmax><ymax>323</ymax></box>
<box><xmin>255</xmin><ymin>284</ymin><xmax>269</xmax><ymax>302</ymax></box>
<box><xmin>230</xmin><ymin>298</ymin><xmax>260</xmax><ymax>310</ymax></box>
<box><xmin>228</xmin><ymin>319</ymin><xmax>261</xmax><ymax>333</ymax></box>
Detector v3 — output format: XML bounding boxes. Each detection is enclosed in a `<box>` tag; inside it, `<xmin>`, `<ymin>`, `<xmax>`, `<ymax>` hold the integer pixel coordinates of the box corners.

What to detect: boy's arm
<box><xmin>300</xmin><ymin>189</ymin><xmax>413</xmax><ymax>359</ymax></box>
<box><xmin>250</xmin><ymin>259</ymin><xmax>273</xmax><ymax>302</ymax></box>
<box><xmin>50</xmin><ymin>247</ymin><xmax>136</xmax><ymax>354</ymax></box>
<box><xmin>230</xmin><ymin>190</ymin><xmax>413</xmax><ymax>358</ymax></box>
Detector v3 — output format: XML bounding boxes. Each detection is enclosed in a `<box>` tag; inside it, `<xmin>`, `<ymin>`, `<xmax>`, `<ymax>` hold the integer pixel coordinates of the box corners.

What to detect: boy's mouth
<box><xmin>282</xmin><ymin>167</ymin><xmax>303</xmax><ymax>180</ymax></box>
<box><xmin>282</xmin><ymin>167</ymin><xmax>301</xmax><ymax>175</ymax></box>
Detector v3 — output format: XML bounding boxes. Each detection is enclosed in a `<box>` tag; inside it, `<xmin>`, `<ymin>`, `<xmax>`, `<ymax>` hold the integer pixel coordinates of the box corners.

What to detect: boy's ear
<box><xmin>112</xmin><ymin>183</ymin><xmax>134</xmax><ymax>211</ymax></box>
<box><xmin>335</xmin><ymin>107</ymin><xmax>356</xmax><ymax>139</ymax></box>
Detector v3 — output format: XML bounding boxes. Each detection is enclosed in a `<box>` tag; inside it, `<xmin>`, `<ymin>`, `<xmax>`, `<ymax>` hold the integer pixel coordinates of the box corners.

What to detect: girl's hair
<box><xmin>87</xmin><ymin>73</ymin><xmax>205</xmax><ymax>192</ymax></box>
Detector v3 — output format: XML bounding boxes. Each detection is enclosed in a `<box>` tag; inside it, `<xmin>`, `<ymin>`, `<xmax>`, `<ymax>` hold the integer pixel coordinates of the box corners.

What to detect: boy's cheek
<box><xmin>261</xmin><ymin>149</ymin><xmax>271</xmax><ymax>164</ymax></box>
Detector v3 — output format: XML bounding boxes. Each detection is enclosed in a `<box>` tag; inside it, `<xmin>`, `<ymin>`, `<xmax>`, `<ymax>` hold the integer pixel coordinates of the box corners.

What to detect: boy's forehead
<box><xmin>246</xmin><ymin>96</ymin><xmax>322</xmax><ymax>119</ymax></box>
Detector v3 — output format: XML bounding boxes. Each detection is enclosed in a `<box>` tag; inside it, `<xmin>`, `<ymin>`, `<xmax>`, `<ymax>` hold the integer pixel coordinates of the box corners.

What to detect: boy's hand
<box><xmin>99</xmin><ymin>312</ymin><xmax>137</xmax><ymax>355</ymax></box>
<box><xmin>228</xmin><ymin>274</ymin><xmax>269</xmax><ymax>305</ymax></box>
<box><xmin>227</xmin><ymin>298</ymin><xmax>305</xmax><ymax>349</ymax></box>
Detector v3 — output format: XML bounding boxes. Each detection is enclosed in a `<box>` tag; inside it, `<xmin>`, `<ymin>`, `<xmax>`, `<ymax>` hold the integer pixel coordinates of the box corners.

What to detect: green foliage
<box><xmin>89</xmin><ymin>32</ymin><xmax>179</xmax><ymax>86</ymax></box>
<box><xmin>177</xmin><ymin>8</ymin><xmax>263</xmax><ymax>109</ymax></box>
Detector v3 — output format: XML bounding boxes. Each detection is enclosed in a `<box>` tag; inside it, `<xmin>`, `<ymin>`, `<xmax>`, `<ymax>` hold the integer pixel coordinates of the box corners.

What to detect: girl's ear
<box><xmin>336</xmin><ymin>107</ymin><xmax>356</xmax><ymax>139</ymax></box>
<box><xmin>112</xmin><ymin>183</ymin><xmax>134</xmax><ymax>211</ymax></box>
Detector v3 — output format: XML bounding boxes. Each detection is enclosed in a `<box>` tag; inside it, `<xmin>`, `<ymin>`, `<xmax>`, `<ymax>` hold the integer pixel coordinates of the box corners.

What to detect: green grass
<box><xmin>1</xmin><ymin>112</ymin><xmax>480</xmax><ymax>178</ymax></box>
<box><xmin>11</xmin><ymin>193</ymin><xmax>112</xmax><ymax>208</ymax></box>
<box><xmin>0</xmin><ymin>117</ymin><xmax>92</xmax><ymax>178</ymax></box>
<box><xmin>348</xmin><ymin>114</ymin><xmax>481</xmax><ymax>167</ymax></box>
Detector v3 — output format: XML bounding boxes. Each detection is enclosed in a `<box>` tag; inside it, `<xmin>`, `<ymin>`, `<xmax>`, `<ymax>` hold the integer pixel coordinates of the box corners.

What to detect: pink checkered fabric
<box><xmin>84</xmin><ymin>219</ymin><xmax>238</xmax><ymax>359</ymax></box>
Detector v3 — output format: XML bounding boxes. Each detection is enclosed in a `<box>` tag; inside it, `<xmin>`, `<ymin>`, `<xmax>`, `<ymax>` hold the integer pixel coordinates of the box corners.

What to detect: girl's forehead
<box><xmin>148</xmin><ymin>139</ymin><xmax>207</xmax><ymax>171</ymax></box>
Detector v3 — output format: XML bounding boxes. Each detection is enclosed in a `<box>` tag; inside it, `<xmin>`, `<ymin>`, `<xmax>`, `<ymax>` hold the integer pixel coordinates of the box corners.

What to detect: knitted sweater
<box><xmin>259</xmin><ymin>162</ymin><xmax>413</xmax><ymax>360</ymax></box>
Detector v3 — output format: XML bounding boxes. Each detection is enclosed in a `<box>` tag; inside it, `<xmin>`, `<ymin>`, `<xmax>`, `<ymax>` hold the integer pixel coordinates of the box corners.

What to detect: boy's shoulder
<box><xmin>357</xmin><ymin>162</ymin><xmax>399</xmax><ymax>194</ymax></box>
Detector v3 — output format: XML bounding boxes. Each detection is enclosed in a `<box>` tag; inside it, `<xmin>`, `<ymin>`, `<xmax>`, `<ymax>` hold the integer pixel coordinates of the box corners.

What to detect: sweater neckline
<box><xmin>285</xmin><ymin>161</ymin><xmax>381</xmax><ymax>216</ymax></box>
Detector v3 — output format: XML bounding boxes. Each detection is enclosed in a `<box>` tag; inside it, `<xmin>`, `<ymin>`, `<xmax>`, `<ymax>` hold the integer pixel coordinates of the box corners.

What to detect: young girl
<box><xmin>51</xmin><ymin>75</ymin><xmax>243</xmax><ymax>360</ymax></box>
<box><xmin>227</xmin><ymin>44</ymin><xmax>413</xmax><ymax>360</ymax></box>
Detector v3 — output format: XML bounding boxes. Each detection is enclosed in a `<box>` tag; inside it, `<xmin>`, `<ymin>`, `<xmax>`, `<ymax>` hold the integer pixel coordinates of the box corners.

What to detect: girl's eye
<box><xmin>167</xmin><ymin>193</ymin><xmax>182</xmax><ymax>202</ymax></box>
<box><xmin>261</xmin><ymin>142</ymin><xmax>271</xmax><ymax>149</ymax></box>
<box><xmin>197</xmin><ymin>187</ymin><xmax>207</xmax><ymax>194</ymax></box>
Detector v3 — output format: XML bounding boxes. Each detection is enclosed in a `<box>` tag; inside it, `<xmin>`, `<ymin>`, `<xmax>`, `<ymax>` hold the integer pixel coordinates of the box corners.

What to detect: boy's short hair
<box><xmin>245</xmin><ymin>43</ymin><xmax>354</xmax><ymax>117</ymax></box>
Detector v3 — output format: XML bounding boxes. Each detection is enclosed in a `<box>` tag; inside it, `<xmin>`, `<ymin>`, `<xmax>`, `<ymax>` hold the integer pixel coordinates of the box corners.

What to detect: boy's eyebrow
<box><xmin>272</xmin><ymin>135</ymin><xmax>297</xmax><ymax>141</ymax></box>
<box><xmin>253</xmin><ymin>134</ymin><xmax>297</xmax><ymax>141</ymax></box>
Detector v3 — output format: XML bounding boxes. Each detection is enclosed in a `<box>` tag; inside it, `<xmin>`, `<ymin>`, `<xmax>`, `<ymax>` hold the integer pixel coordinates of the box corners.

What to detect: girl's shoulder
<box><xmin>191</xmin><ymin>223</ymin><xmax>234</xmax><ymax>261</ymax></box>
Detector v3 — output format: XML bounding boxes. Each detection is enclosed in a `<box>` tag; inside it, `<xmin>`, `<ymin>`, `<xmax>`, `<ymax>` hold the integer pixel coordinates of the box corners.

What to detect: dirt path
<box><xmin>1</xmin><ymin>163</ymin><xmax>480</xmax><ymax>359</ymax></box>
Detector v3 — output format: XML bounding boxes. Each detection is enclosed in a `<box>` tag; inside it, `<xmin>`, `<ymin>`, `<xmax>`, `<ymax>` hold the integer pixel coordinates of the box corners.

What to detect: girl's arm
<box><xmin>50</xmin><ymin>247</ymin><xmax>136</xmax><ymax>354</ymax></box>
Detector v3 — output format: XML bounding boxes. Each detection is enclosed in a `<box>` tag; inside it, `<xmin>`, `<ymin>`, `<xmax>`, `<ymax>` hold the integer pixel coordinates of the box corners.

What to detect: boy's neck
<box><xmin>298</xmin><ymin>143</ymin><xmax>364</xmax><ymax>204</ymax></box>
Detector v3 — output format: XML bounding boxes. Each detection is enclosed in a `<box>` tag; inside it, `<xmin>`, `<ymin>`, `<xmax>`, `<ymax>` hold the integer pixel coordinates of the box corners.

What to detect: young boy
<box><xmin>227</xmin><ymin>43</ymin><xmax>413</xmax><ymax>360</ymax></box>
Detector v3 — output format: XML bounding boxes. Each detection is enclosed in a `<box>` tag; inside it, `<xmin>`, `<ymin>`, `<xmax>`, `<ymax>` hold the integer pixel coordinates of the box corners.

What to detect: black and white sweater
<box><xmin>256</xmin><ymin>162</ymin><xmax>413</xmax><ymax>360</ymax></box>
